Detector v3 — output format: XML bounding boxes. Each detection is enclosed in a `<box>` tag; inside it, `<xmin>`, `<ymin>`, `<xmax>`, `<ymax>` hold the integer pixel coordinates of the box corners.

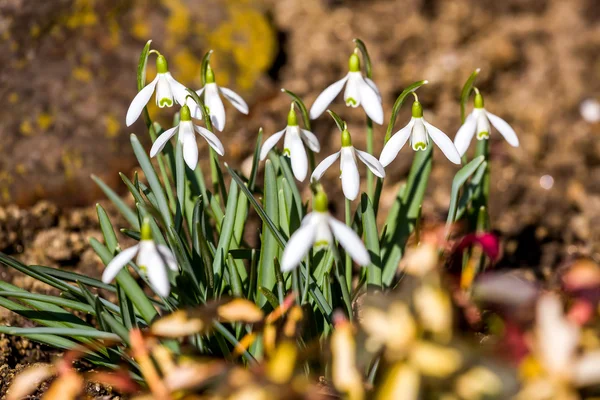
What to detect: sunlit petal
<box><xmin>205</xmin><ymin>83</ymin><xmax>226</xmax><ymax>131</ymax></box>
<box><xmin>358</xmin><ymin>76</ymin><xmax>384</xmax><ymax>124</ymax></box>
<box><xmin>102</xmin><ymin>245</ymin><xmax>139</xmax><ymax>284</ymax></box>
<box><xmin>453</xmin><ymin>112</ymin><xmax>477</xmax><ymax>156</ymax></box>
<box><xmin>486</xmin><ymin>111</ymin><xmax>519</xmax><ymax>147</ymax></box>
<box><xmin>259</xmin><ymin>128</ymin><xmax>287</xmax><ymax>160</ymax></box>
<box><xmin>423</xmin><ymin>120</ymin><xmax>461</xmax><ymax>164</ymax></box>
<box><xmin>355</xmin><ymin>149</ymin><xmax>385</xmax><ymax>178</ymax></box>
<box><xmin>379</xmin><ymin>120</ymin><xmax>414</xmax><ymax>167</ymax></box>
<box><xmin>340</xmin><ymin>147</ymin><xmax>360</xmax><ymax>201</ymax></box>
<box><xmin>281</xmin><ymin>222</ymin><xmax>317</xmax><ymax>272</ymax></box>
<box><xmin>328</xmin><ymin>217</ymin><xmax>370</xmax><ymax>266</ymax></box>
<box><xmin>219</xmin><ymin>87</ymin><xmax>249</xmax><ymax>114</ymax></box>
<box><xmin>126</xmin><ymin>76</ymin><xmax>159</xmax><ymax>126</ymax></box>
<box><xmin>311</xmin><ymin>151</ymin><xmax>340</xmax><ymax>182</ymax></box>
<box><xmin>309</xmin><ymin>75</ymin><xmax>349</xmax><ymax>120</ymax></box>
<box><xmin>194</xmin><ymin>125</ymin><xmax>225</xmax><ymax>156</ymax></box>
<box><xmin>300</xmin><ymin>129</ymin><xmax>321</xmax><ymax>152</ymax></box>
<box><xmin>150</xmin><ymin>126</ymin><xmax>179</xmax><ymax>158</ymax></box>
<box><xmin>288</xmin><ymin>129</ymin><xmax>308</xmax><ymax>181</ymax></box>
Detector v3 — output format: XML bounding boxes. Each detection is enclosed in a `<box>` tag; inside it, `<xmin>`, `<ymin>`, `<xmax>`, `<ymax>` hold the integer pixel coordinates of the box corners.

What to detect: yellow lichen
<box><xmin>61</xmin><ymin>149</ymin><xmax>83</xmax><ymax>180</ymax></box>
<box><xmin>104</xmin><ymin>114</ymin><xmax>120</xmax><ymax>138</ymax></box>
<box><xmin>19</xmin><ymin>120</ymin><xmax>34</xmax><ymax>136</ymax></box>
<box><xmin>15</xmin><ymin>164</ymin><xmax>26</xmax><ymax>175</ymax></box>
<box><xmin>162</xmin><ymin>0</ymin><xmax>190</xmax><ymax>50</ymax></box>
<box><xmin>73</xmin><ymin>67</ymin><xmax>92</xmax><ymax>83</ymax></box>
<box><xmin>63</xmin><ymin>0</ymin><xmax>98</xmax><ymax>29</ymax></box>
<box><xmin>37</xmin><ymin>113</ymin><xmax>54</xmax><ymax>131</ymax></box>
<box><xmin>30</xmin><ymin>24</ymin><xmax>41</xmax><ymax>38</ymax></box>
<box><xmin>8</xmin><ymin>93</ymin><xmax>19</xmax><ymax>104</ymax></box>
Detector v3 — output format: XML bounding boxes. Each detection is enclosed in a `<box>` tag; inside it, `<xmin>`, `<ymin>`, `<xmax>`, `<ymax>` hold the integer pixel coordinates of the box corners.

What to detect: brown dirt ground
<box><xmin>0</xmin><ymin>0</ymin><xmax>599</xmax><ymax>397</ymax></box>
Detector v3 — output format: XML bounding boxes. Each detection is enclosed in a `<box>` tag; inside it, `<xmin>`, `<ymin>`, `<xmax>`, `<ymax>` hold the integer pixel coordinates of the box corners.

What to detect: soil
<box><xmin>0</xmin><ymin>0</ymin><xmax>599</xmax><ymax>397</ymax></box>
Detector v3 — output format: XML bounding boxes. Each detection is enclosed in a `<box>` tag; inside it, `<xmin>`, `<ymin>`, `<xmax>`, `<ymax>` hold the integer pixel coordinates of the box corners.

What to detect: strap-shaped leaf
<box><xmin>446</xmin><ymin>156</ymin><xmax>485</xmax><ymax>229</ymax></box>
<box><xmin>460</xmin><ymin>68</ymin><xmax>481</xmax><ymax>124</ymax></box>
<box><xmin>384</xmin><ymin>80</ymin><xmax>428</xmax><ymax>143</ymax></box>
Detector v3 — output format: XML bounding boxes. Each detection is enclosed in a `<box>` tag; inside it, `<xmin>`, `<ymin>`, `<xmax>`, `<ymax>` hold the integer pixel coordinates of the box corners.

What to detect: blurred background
<box><xmin>0</xmin><ymin>0</ymin><xmax>599</xmax><ymax>274</ymax></box>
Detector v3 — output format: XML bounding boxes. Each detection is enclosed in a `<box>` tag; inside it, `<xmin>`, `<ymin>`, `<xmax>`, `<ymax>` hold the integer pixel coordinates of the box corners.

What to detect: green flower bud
<box><xmin>341</xmin><ymin>128</ymin><xmax>352</xmax><ymax>147</ymax></box>
<box><xmin>348</xmin><ymin>53</ymin><xmax>360</xmax><ymax>73</ymax></box>
<box><xmin>412</xmin><ymin>100</ymin><xmax>423</xmax><ymax>118</ymax></box>
<box><xmin>474</xmin><ymin>92</ymin><xmax>484</xmax><ymax>109</ymax></box>
<box><xmin>180</xmin><ymin>104</ymin><xmax>191</xmax><ymax>121</ymax></box>
<box><xmin>156</xmin><ymin>55</ymin><xmax>168</xmax><ymax>74</ymax></box>
<box><xmin>287</xmin><ymin>104</ymin><xmax>298</xmax><ymax>126</ymax></box>
<box><xmin>206</xmin><ymin>64</ymin><xmax>215</xmax><ymax>84</ymax></box>
<box><xmin>140</xmin><ymin>218</ymin><xmax>153</xmax><ymax>241</ymax></box>
<box><xmin>313</xmin><ymin>191</ymin><xmax>329</xmax><ymax>213</ymax></box>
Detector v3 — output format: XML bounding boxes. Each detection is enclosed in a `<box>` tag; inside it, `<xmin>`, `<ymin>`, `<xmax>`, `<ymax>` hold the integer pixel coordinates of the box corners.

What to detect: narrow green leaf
<box><xmin>213</xmin><ymin>180</ymin><xmax>239</xmax><ymax>278</ymax></box>
<box><xmin>327</xmin><ymin>110</ymin><xmax>346</xmax><ymax>131</ymax></box>
<box><xmin>460</xmin><ymin>68</ymin><xmax>481</xmax><ymax>124</ymax></box>
<box><xmin>455</xmin><ymin>161</ymin><xmax>487</xmax><ymax>221</ymax></box>
<box><xmin>353</xmin><ymin>38</ymin><xmax>372</xmax><ymax>78</ymax></box>
<box><xmin>30</xmin><ymin>265</ymin><xmax>116</xmax><ymax>292</ymax></box>
<box><xmin>248</xmin><ymin>128</ymin><xmax>263</xmax><ymax>191</ymax></box>
<box><xmin>96</xmin><ymin>204</ymin><xmax>118</xmax><ymax>254</ymax></box>
<box><xmin>92</xmin><ymin>175</ymin><xmax>139</xmax><ymax>229</ymax></box>
<box><xmin>384</xmin><ymin>80</ymin><xmax>428</xmax><ymax>143</ymax></box>
<box><xmin>137</xmin><ymin>39</ymin><xmax>152</xmax><ymax>91</ymax></box>
<box><xmin>200</xmin><ymin>50</ymin><xmax>213</xmax><ymax>86</ymax></box>
<box><xmin>130</xmin><ymin>134</ymin><xmax>174</xmax><ymax>228</ymax></box>
<box><xmin>259</xmin><ymin>287</ymin><xmax>280</xmax><ymax>309</ymax></box>
<box><xmin>0</xmin><ymin>327</ymin><xmax>121</xmax><ymax>340</ymax></box>
<box><xmin>360</xmin><ymin>194</ymin><xmax>382</xmax><ymax>288</ymax></box>
<box><xmin>445</xmin><ymin>156</ymin><xmax>485</xmax><ymax>230</ymax></box>
<box><xmin>0</xmin><ymin>291</ymin><xmax>94</xmax><ymax>314</ymax></box>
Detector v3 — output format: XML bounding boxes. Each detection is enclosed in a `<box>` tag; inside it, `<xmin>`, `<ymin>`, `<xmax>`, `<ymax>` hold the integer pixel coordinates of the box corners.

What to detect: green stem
<box><xmin>345</xmin><ymin>198</ymin><xmax>352</xmax><ymax>292</ymax></box>
<box><xmin>366</xmin><ymin>116</ymin><xmax>374</xmax><ymax>198</ymax></box>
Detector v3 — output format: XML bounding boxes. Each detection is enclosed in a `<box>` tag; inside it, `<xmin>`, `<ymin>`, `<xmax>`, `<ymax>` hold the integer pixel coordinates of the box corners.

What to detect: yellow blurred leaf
<box><xmin>7</xmin><ymin>364</ymin><xmax>55</xmax><ymax>400</ymax></box>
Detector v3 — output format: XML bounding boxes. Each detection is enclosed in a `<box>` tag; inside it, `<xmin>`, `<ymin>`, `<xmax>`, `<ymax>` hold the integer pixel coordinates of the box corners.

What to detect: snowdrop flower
<box><xmin>311</xmin><ymin>128</ymin><xmax>385</xmax><ymax>201</ymax></box>
<box><xmin>380</xmin><ymin>97</ymin><xmax>461</xmax><ymax>166</ymax></box>
<box><xmin>259</xmin><ymin>104</ymin><xmax>320</xmax><ymax>181</ymax></box>
<box><xmin>281</xmin><ymin>192</ymin><xmax>370</xmax><ymax>272</ymax></box>
<box><xmin>150</xmin><ymin>104</ymin><xmax>224</xmax><ymax>170</ymax></box>
<box><xmin>186</xmin><ymin>64</ymin><xmax>249</xmax><ymax>132</ymax></box>
<box><xmin>309</xmin><ymin>51</ymin><xmax>383</xmax><ymax>124</ymax></box>
<box><xmin>102</xmin><ymin>219</ymin><xmax>177</xmax><ymax>297</ymax></box>
<box><xmin>454</xmin><ymin>91</ymin><xmax>519</xmax><ymax>156</ymax></box>
<box><xmin>126</xmin><ymin>53</ymin><xmax>188</xmax><ymax>127</ymax></box>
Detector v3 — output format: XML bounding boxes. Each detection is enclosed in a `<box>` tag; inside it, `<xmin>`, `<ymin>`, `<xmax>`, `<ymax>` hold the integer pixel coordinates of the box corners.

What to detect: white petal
<box><xmin>155</xmin><ymin>75</ymin><xmax>174</xmax><ymax>108</ymax></box>
<box><xmin>205</xmin><ymin>83</ymin><xmax>226</xmax><ymax>131</ymax></box>
<box><xmin>165</xmin><ymin>73</ymin><xmax>189</xmax><ymax>106</ymax></box>
<box><xmin>355</xmin><ymin>149</ymin><xmax>385</xmax><ymax>178</ymax></box>
<box><xmin>180</xmin><ymin>123</ymin><xmax>199</xmax><ymax>170</ymax></box>
<box><xmin>328</xmin><ymin>217</ymin><xmax>370</xmax><ymax>266</ymax></box>
<box><xmin>309</xmin><ymin>75</ymin><xmax>349</xmax><ymax>120</ymax></box>
<box><xmin>281</xmin><ymin>222</ymin><xmax>317</xmax><ymax>272</ymax></box>
<box><xmin>186</xmin><ymin>97</ymin><xmax>203</xmax><ymax>120</ymax></box>
<box><xmin>102</xmin><ymin>245</ymin><xmax>139</xmax><ymax>284</ymax></box>
<box><xmin>157</xmin><ymin>245</ymin><xmax>178</xmax><ymax>272</ymax></box>
<box><xmin>219</xmin><ymin>87</ymin><xmax>249</xmax><ymax>114</ymax></box>
<box><xmin>573</xmin><ymin>351</ymin><xmax>600</xmax><ymax>387</ymax></box>
<box><xmin>300</xmin><ymin>129</ymin><xmax>321</xmax><ymax>152</ymax></box>
<box><xmin>340</xmin><ymin>147</ymin><xmax>360</xmax><ymax>201</ymax></box>
<box><xmin>259</xmin><ymin>128</ymin><xmax>286</xmax><ymax>161</ymax></box>
<box><xmin>126</xmin><ymin>76</ymin><xmax>159</xmax><ymax>127</ymax></box>
<box><xmin>288</xmin><ymin>130</ymin><xmax>308</xmax><ymax>181</ymax></box>
<box><xmin>150</xmin><ymin>126</ymin><xmax>178</xmax><ymax>158</ymax></box>
<box><xmin>311</xmin><ymin>151</ymin><xmax>340</xmax><ymax>182</ymax></box>
<box><xmin>364</xmin><ymin>77</ymin><xmax>382</xmax><ymax>103</ymax></box>
<box><xmin>145</xmin><ymin>250</ymin><xmax>171</xmax><ymax>297</ymax></box>
<box><xmin>486</xmin><ymin>111</ymin><xmax>519</xmax><ymax>147</ymax></box>
<box><xmin>423</xmin><ymin>121</ymin><xmax>461</xmax><ymax>164</ymax></box>
<box><xmin>379</xmin><ymin>120</ymin><xmax>414</xmax><ymax>167</ymax></box>
<box><xmin>344</xmin><ymin>73</ymin><xmax>362</xmax><ymax>108</ymax></box>
<box><xmin>536</xmin><ymin>294</ymin><xmax>579</xmax><ymax>376</ymax></box>
<box><xmin>358</xmin><ymin>76</ymin><xmax>384</xmax><ymax>124</ymax></box>
<box><xmin>194</xmin><ymin>125</ymin><xmax>225</xmax><ymax>156</ymax></box>
<box><xmin>453</xmin><ymin>112</ymin><xmax>477</xmax><ymax>156</ymax></box>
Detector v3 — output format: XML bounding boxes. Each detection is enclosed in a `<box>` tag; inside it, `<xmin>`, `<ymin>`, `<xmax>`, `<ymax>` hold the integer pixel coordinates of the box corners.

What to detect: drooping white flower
<box><xmin>309</xmin><ymin>52</ymin><xmax>383</xmax><ymax>125</ymax></box>
<box><xmin>454</xmin><ymin>92</ymin><xmax>519</xmax><ymax>157</ymax></box>
<box><xmin>311</xmin><ymin>128</ymin><xmax>385</xmax><ymax>201</ymax></box>
<box><xmin>126</xmin><ymin>54</ymin><xmax>188</xmax><ymax>127</ymax></box>
<box><xmin>380</xmin><ymin>98</ymin><xmax>461</xmax><ymax>166</ymax></box>
<box><xmin>281</xmin><ymin>192</ymin><xmax>370</xmax><ymax>272</ymax></box>
<box><xmin>101</xmin><ymin>219</ymin><xmax>178</xmax><ymax>297</ymax></box>
<box><xmin>186</xmin><ymin>64</ymin><xmax>249</xmax><ymax>132</ymax></box>
<box><xmin>150</xmin><ymin>104</ymin><xmax>224</xmax><ymax>170</ymax></box>
<box><xmin>259</xmin><ymin>104</ymin><xmax>320</xmax><ymax>181</ymax></box>
<box><xmin>531</xmin><ymin>293</ymin><xmax>600</xmax><ymax>388</ymax></box>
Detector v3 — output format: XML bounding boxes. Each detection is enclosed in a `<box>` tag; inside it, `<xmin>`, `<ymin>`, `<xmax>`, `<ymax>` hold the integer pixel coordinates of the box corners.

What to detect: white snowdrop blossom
<box><xmin>259</xmin><ymin>105</ymin><xmax>320</xmax><ymax>181</ymax></box>
<box><xmin>454</xmin><ymin>92</ymin><xmax>519</xmax><ymax>157</ymax></box>
<box><xmin>532</xmin><ymin>294</ymin><xmax>600</xmax><ymax>387</ymax></box>
<box><xmin>186</xmin><ymin>64</ymin><xmax>249</xmax><ymax>132</ymax></box>
<box><xmin>150</xmin><ymin>104</ymin><xmax>224</xmax><ymax>170</ymax></box>
<box><xmin>379</xmin><ymin>99</ymin><xmax>461</xmax><ymax>166</ymax></box>
<box><xmin>281</xmin><ymin>192</ymin><xmax>370</xmax><ymax>272</ymax></box>
<box><xmin>101</xmin><ymin>219</ymin><xmax>177</xmax><ymax>297</ymax></box>
<box><xmin>311</xmin><ymin>128</ymin><xmax>385</xmax><ymax>201</ymax></box>
<box><xmin>309</xmin><ymin>52</ymin><xmax>383</xmax><ymax>125</ymax></box>
<box><xmin>126</xmin><ymin>54</ymin><xmax>188</xmax><ymax>127</ymax></box>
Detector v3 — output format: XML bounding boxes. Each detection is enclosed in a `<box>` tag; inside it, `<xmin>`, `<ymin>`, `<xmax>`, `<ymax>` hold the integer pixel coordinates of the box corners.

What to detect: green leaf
<box><xmin>384</xmin><ymin>80</ymin><xmax>428</xmax><ymax>143</ymax></box>
<box><xmin>257</xmin><ymin>160</ymin><xmax>280</xmax><ymax>307</ymax></box>
<box><xmin>30</xmin><ymin>265</ymin><xmax>116</xmax><ymax>292</ymax></box>
<box><xmin>360</xmin><ymin>194</ymin><xmax>382</xmax><ymax>288</ymax></box>
<box><xmin>353</xmin><ymin>38</ymin><xmax>372</xmax><ymax>78</ymax></box>
<box><xmin>327</xmin><ymin>110</ymin><xmax>346</xmax><ymax>132</ymax></box>
<box><xmin>130</xmin><ymin>134</ymin><xmax>174</xmax><ymax>229</ymax></box>
<box><xmin>0</xmin><ymin>326</ymin><xmax>121</xmax><ymax>340</ymax></box>
<box><xmin>213</xmin><ymin>180</ymin><xmax>239</xmax><ymax>281</ymax></box>
<box><xmin>0</xmin><ymin>291</ymin><xmax>94</xmax><ymax>314</ymax></box>
<box><xmin>281</xmin><ymin>89</ymin><xmax>311</xmax><ymax>129</ymax></box>
<box><xmin>92</xmin><ymin>175</ymin><xmax>139</xmax><ymax>229</ymax></box>
<box><xmin>96</xmin><ymin>204</ymin><xmax>118</xmax><ymax>254</ymax></box>
<box><xmin>445</xmin><ymin>156</ymin><xmax>485</xmax><ymax>230</ymax></box>
<box><xmin>259</xmin><ymin>287</ymin><xmax>280</xmax><ymax>309</ymax></box>
<box><xmin>200</xmin><ymin>50</ymin><xmax>213</xmax><ymax>86</ymax></box>
<box><xmin>455</xmin><ymin>160</ymin><xmax>487</xmax><ymax>221</ymax></box>
<box><xmin>174</xmin><ymin>138</ymin><xmax>186</xmax><ymax>232</ymax></box>
<box><xmin>137</xmin><ymin>39</ymin><xmax>152</xmax><ymax>91</ymax></box>
<box><xmin>248</xmin><ymin>128</ymin><xmax>263</xmax><ymax>191</ymax></box>
<box><xmin>278</xmin><ymin>156</ymin><xmax>303</xmax><ymax>220</ymax></box>
<box><xmin>381</xmin><ymin>147</ymin><xmax>433</xmax><ymax>285</ymax></box>
<box><xmin>460</xmin><ymin>68</ymin><xmax>481</xmax><ymax>124</ymax></box>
